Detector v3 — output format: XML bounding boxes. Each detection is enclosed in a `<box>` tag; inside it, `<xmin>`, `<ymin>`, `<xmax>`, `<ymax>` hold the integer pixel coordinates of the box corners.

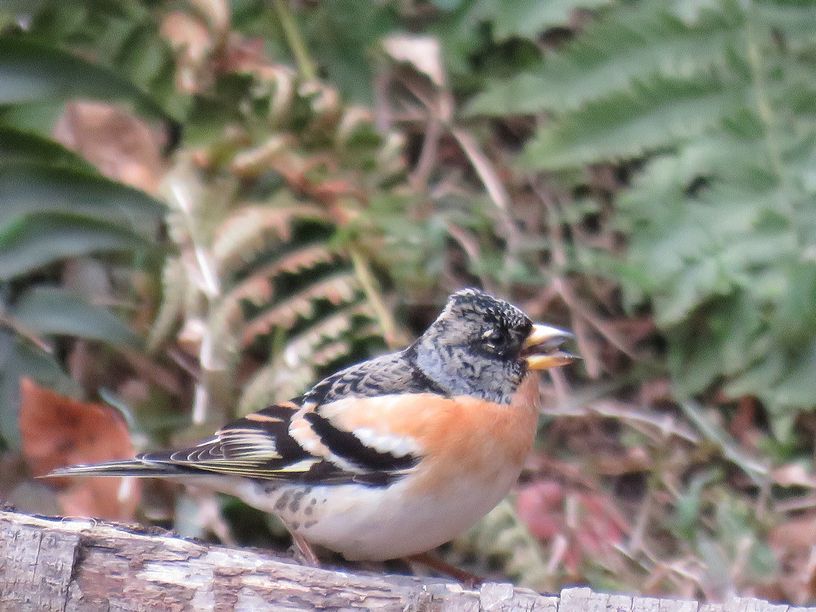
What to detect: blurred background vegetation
<box><xmin>1</xmin><ymin>0</ymin><xmax>816</xmax><ymax>603</ymax></box>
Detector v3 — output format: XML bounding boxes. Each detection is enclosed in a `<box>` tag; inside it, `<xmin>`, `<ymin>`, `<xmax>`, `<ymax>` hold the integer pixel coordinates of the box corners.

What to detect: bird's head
<box><xmin>412</xmin><ymin>288</ymin><xmax>577</xmax><ymax>403</ymax></box>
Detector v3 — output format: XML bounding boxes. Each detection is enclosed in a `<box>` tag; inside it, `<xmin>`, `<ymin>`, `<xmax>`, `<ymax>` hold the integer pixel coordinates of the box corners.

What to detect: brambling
<box><xmin>51</xmin><ymin>289</ymin><xmax>577</xmax><ymax>565</ymax></box>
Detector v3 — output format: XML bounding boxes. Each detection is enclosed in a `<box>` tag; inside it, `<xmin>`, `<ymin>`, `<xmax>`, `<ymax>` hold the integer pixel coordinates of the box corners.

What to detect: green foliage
<box><xmin>12</xmin><ymin>287</ymin><xmax>141</xmax><ymax>347</ymax></box>
<box><xmin>0</xmin><ymin>330</ymin><xmax>80</xmax><ymax>448</ymax></box>
<box><xmin>0</xmin><ymin>0</ymin><xmax>173</xmax><ymax>447</ymax></box>
<box><xmin>0</xmin><ymin>126</ymin><xmax>95</xmax><ymax>169</ymax></box>
<box><xmin>297</xmin><ymin>0</ymin><xmax>400</xmax><ymax>103</ymax></box>
<box><xmin>470</xmin><ymin>0</ymin><xmax>614</xmax><ymax>42</ymax></box>
<box><xmin>466</xmin><ymin>0</ymin><xmax>816</xmax><ymax>439</ymax></box>
<box><xmin>13</xmin><ymin>1</ymin><xmax>186</xmax><ymax>119</ymax></box>
<box><xmin>468</xmin><ymin>3</ymin><xmax>741</xmax><ymax>115</ymax></box>
<box><xmin>0</xmin><ymin>212</ymin><xmax>154</xmax><ymax>281</ymax></box>
<box><xmin>0</xmin><ymin>161</ymin><xmax>163</xmax><ymax>233</ymax></box>
<box><xmin>0</xmin><ymin>36</ymin><xmax>172</xmax><ymax>121</ymax></box>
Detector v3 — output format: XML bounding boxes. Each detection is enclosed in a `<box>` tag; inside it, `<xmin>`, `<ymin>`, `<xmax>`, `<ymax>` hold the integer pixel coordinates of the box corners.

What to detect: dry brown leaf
<box><xmin>769</xmin><ymin>513</ymin><xmax>816</xmax><ymax>604</ymax></box>
<box><xmin>18</xmin><ymin>378</ymin><xmax>141</xmax><ymax>520</ymax></box>
<box><xmin>382</xmin><ymin>34</ymin><xmax>446</xmax><ymax>88</ymax></box>
<box><xmin>53</xmin><ymin>101</ymin><xmax>166</xmax><ymax>194</ymax></box>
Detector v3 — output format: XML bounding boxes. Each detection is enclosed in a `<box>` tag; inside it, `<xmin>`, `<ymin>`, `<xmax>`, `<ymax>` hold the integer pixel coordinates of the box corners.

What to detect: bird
<box><xmin>50</xmin><ymin>288</ymin><xmax>577</xmax><ymax>568</ymax></box>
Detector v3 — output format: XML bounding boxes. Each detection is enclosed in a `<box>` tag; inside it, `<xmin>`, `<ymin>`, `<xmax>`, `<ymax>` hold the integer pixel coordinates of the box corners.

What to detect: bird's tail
<box><xmin>45</xmin><ymin>458</ymin><xmax>186</xmax><ymax>478</ymax></box>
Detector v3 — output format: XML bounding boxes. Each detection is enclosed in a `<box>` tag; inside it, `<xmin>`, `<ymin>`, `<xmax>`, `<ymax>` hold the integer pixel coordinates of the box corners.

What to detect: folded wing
<box><xmin>50</xmin><ymin>397</ymin><xmax>423</xmax><ymax>487</ymax></box>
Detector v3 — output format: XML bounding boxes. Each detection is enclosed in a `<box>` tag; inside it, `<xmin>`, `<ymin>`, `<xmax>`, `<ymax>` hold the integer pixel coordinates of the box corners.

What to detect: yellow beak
<box><xmin>522</xmin><ymin>323</ymin><xmax>578</xmax><ymax>370</ymax></box>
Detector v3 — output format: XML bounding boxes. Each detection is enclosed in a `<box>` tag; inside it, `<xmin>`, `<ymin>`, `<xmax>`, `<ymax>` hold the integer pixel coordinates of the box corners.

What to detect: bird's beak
<box><xmin>521</xmin><ymin>323</ymin><xmax>579</xmax><ymax>370</ymax></box>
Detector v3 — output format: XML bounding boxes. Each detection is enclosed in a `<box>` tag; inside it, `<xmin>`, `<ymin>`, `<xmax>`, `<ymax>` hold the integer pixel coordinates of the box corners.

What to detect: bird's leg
<box><xmin>289</xmin><ymin>530</ymin><xmax>321</xmax><ymax>567</ymax></box>
<box><xmin>406</xmin><ymin>553</ymin><xmax>483</xmax><ymax>588</ymax></box>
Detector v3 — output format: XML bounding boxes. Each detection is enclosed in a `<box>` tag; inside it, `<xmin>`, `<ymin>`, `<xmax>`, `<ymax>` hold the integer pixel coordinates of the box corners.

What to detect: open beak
<box><xmin>522</xmin><ymin>323</ymin><xmax>579</xmax><ymax>370</ymax></box>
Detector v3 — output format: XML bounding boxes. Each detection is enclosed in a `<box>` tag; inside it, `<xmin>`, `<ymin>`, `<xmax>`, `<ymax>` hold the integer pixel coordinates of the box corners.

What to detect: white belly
<box><xmin>232</xmin><ymin>460</ymin><xmax>523</xmax><ymax>561</ymax></box>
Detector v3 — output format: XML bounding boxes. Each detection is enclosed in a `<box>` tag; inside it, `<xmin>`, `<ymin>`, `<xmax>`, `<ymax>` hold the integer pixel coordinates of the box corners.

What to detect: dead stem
<box><xmin>0</xmin><ymin>312</ymin><xmax>52</xmax><ymax>353</ymax></box>
<box><xmin>349</xmin><ymin>246</ymin><xmax>408</xmax><ymax>349</ymax></box>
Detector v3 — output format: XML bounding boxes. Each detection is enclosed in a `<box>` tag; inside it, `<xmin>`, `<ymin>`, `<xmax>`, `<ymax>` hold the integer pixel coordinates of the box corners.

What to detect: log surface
<box><xmin>0</xmin><ymin>509</ymin><xmax>812</xmax><ymax>611</ymax></box>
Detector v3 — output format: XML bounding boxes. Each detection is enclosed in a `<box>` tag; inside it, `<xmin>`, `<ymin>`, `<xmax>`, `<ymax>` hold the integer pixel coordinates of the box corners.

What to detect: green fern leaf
<box><xmin>467</xmin><ymin>3</ymin><xmax>742</xmax><ymax>116</ymax></box>
<box><xmin>522</xmin><ymin>74</ymin><xmax>748</xmax><ymax>170</ymax></box>
<box><xmin>238</xmin><ymin>306</ymin><xmax>377</xmax><ymax>414</ymax></box>
<box><xmin>471</xmin><ymin>0</ymin><xmax>613</xmax><ymax>42</ymax></box>
<box><xmin>0</xmin><ymin>212</ymin><xmax>152</xmax><ymax>280</ymax></box>
<box><xmin>210</xmin><ymin>243</ymin><xmax>339</xmax><ymax>339</ymax></box>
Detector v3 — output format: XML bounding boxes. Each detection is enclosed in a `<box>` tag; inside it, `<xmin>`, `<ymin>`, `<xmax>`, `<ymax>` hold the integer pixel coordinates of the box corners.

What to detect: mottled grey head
<box><xmin>412</xmin><ymin>288</ymin><xmax>576</xmax><ymax>404</ymax></box>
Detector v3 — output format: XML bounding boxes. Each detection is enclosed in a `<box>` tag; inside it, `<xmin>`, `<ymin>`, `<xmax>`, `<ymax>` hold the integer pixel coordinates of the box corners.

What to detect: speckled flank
<box><xmin>243</xmin><ymin>481</ymin><xmax>326</xmax><ymax>534</ymax></box>
<box><xmin>273</xmin><ymin>492</ymin><xmax>289</xmax><ymax>512</ymax></box>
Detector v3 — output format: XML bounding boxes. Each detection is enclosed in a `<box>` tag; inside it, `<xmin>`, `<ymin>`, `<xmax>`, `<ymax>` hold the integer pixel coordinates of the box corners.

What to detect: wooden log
<box><xmin>0</xmin><ymin>509</ymin><xmax>812</xmax><ymax>611</ymax></box>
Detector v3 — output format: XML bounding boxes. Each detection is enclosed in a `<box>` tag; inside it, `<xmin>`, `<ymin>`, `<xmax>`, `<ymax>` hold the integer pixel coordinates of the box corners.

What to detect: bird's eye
<box><xmin>481</xmin><ymin>327</ymin><xmax>506</xmax><ymax>351</ymax></box>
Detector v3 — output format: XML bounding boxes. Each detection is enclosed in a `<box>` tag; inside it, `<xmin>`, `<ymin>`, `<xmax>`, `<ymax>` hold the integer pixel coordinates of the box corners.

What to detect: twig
<box><xmin>681</xmin><ymin>400</ymin><xmax>769</xmax><ymax>483</ymax></box>
<box><xmin>410</xmin><ymin>117</ymin><xmax>443</xmax><ymax>192</ymax></box>
<box><xmin>272</xmin><ymin>0</ymin><xmax>317</xmax><ymax>81</ymax></box>
<box><xmin>534</xmin><ymin>181</ymin><xmax>638</xmax><ymax>362</ymax></box>
<box><xmin>626</xmin><ymin>485</ymin><xmax>652</xmax><ymax>556</ymax></box>
<box><xmin>544</xmin><ymin>367</ymin><xmax>570</xmax><ymax>408</ymax></box>
<box><xmin>545</xmin><ymin>399</ymin><xmax>701</xmax><ymax>445</ymax></box>
<box><xmin>449</xmin><ymin>128</ymin><xmax>510</xmax><ymax>213</ymax></box>
<box><xmin>774</xmin><ymin>494</ymin><xmax>816</xmax><ymax>514</ymax></box>
<box><xmin>444</xmin><ymin>221</ymin><xmax>494</xmax><ymax>293</ymax></box>
<box><xmin>450</xmin><ymin>127</ymin><xmax>522</xmax><ymax>262</ymax></box>
<box><xmin>348</xmin><ymin>246</ymin><xmax>408</xmax><ymax>349</ymax></box>
<box><xmin>0</xmin><ymin>312</ymin><xmax>52</xmax><ymax>353</ymax></box>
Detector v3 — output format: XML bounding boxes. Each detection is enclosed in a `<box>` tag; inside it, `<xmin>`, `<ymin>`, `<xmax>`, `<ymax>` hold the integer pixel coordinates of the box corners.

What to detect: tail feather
<box><xmin>45</xmin><ymin>458</ymin><xmax>187</xmax><ymax>478</ymax></box>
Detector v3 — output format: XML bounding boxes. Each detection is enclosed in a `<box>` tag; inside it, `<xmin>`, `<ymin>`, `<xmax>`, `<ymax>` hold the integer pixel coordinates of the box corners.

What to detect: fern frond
<box><xmin>230</xmin><ymin>135</ymin><xmax>293</xmax><ymax>177</ymax></box>
<box><xmin>481</xmin><ymin>0</ymin><xmax>613</xmax><ymax>42</ymax></box>
<box><xmin>146</xmin><ymin>256</ymin><xmax>188</xmax><ymax>353</ymax></box>
<box><xmin>212</xmin><ymin>200</ymin><xmax>330</xmax><ymax>273</ymax></box>
<box><xmin>523</xmin><ymin>74</ymin><xmax>748</xmax><ymax>170</ymax></box>
<box><xmin>208</xmin><ymin>243</ymin><xmax>340</xmax><ymax>354</ymax></box>
<box><xmin>239</xmin><ymin>307</ymin><xmax>379</xmax><ymax>414</ymax></box>
<box><xmin>242</xmin><ymin>273</ymin><xmax>361</xmax><ymax>345</ymax></box>
<box><xmin>223</xmin><ymin>243</ymin><xmax>337</xmax><ymax>309</ymax></box>
<box><xmin>307</xmin><ymin>338</ymin><xmax>355</xmax><ymax>368</ymax></box>
<box><xmin>753</xmin><ymin>0</ymin><xmax>816</xmax><ymax>50</ymax></box>
<box><xmin>468</xmin><ymin>3</ymin><xmax>742</xmax><ymax>116</ymax></box>
<box><xmin>244</xmin><ymin>244</ymin><xmax>338</xmax><ymax>296</ymax></box>
<box><xmin>281</xmin><ymin>303</ymin><xmax>374</xmax><ymax>363</ymax></box>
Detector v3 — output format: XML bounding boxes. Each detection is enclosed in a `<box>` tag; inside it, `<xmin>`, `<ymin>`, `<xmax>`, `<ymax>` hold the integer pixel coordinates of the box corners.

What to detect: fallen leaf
<box><xmin>769</xmin><ymin>513</ymin><xmax>816</xmax><ymax>604</ymax></box>
<box><xmin>516</xmin><ymin>479</ymin><xmax>628</xmax><ymax>574</ymax></box>
<box><xmin>53</xmin><ymin>101</ymin><xmax>166</xmax><ymax>194</ymax></box>
<box><xmin>18</xmin><ymin>378</ymin><xmax>141</xmax><ymax>520</ymax></box>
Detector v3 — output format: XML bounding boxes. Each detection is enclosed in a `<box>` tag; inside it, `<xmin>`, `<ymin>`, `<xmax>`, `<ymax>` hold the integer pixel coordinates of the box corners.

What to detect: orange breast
<box><xmin>321</xmin><ymin>373</ymin><xmax>541</xmax><ymax>495</ymax></box>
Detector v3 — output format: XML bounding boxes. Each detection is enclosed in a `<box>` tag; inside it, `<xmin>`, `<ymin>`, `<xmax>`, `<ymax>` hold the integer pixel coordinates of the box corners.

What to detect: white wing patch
<box><xmin>351</xmin><ymin>427</ymin><xmax>421</xmax><ymax>458</ymax></box>
<box><xmin>274</xmin><ymin>458</ymin><xmax>321</xmax><ymax>473</ymax></box>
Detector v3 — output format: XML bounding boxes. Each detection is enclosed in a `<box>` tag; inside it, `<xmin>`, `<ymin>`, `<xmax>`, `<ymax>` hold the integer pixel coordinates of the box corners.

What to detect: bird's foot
<box><xmin>406</xmin><ymin>552</ymin><xmax>483</xmax><ymax>588</ymax></box>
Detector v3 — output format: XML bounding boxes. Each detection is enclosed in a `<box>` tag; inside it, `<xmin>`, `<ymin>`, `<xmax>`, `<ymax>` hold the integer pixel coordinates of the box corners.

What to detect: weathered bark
<box><xmin>0</xmin><ymin>509</ymin><xmax>811</xmax><ymax>611</ymax></box>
